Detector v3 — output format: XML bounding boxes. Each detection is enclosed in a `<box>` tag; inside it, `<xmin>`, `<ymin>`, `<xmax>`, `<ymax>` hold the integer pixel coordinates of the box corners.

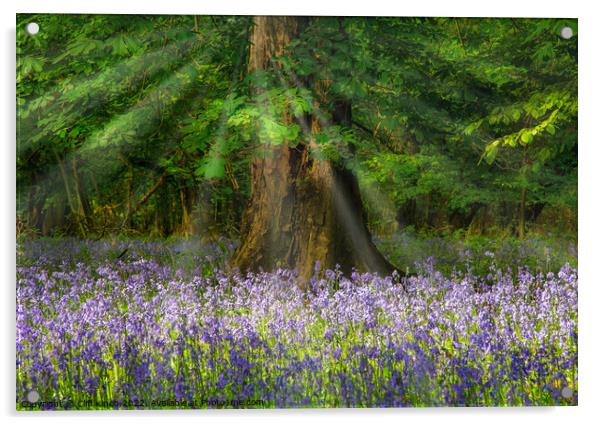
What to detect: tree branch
<box><xmin>130</xmin><ymin>171</ymin><xmax>169</xmax><ymax>216</ymax></box>
<box><xmin>351</xmin><ymin>119</ymin><xmax>399</xmax><ymax>154</ymax></box>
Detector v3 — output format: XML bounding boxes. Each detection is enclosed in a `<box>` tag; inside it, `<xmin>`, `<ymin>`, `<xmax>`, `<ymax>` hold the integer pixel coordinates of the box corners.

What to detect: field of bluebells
<box><xmin>16</xmin><ymin>237</ymin><xmax>578</xmax><ymax>409</ymax></box>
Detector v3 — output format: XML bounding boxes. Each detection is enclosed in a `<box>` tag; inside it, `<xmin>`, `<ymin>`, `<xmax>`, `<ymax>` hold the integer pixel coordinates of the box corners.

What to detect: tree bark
<box><xmin>27</xmin><ymin>173</ymin><xmax>44</xmax><ymax>232</ymax></box>
<box><xmin>517</xmin><ymin>150</ymin><xmax>528</xmax><ymax>239</ymax></box>
<box><xmin>518</xmin><ymin>187</ymin><xmax>526</xmax><ymax>239</ymax></box>
<box><xmin>71</xmin><ymin>156</ymin><xmax>92</xmax><ymax>229</ymax></box>
<box><xmin>178</xmin><ymin>187</ymin><xmax>195</xmax><ymax>237</ymax></box>
<box><xmin>54</xmin><ymin>151</ymin><xmax>86</xmax><ymax>237</ymax></box>
<box><xmin>231</xmin><ymin>16</ymin><xmax>397</xmax><ymax>282</ymax></box>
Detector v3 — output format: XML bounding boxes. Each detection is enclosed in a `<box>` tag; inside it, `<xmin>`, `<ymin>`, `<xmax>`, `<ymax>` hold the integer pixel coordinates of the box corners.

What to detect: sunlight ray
<box><xmin>18</xmin><ymin>33</ymin><xmax>201</xmax><ymax>154</ymax></box>
<box><xmin>273</xmin><ymin>64</ymin><xmax>404</xmax><ymax>266</ymax></box>
<box><xmin>19</xmin><ymin>60</ymin><xmax>203</xmax><ymax>223</ymax></box>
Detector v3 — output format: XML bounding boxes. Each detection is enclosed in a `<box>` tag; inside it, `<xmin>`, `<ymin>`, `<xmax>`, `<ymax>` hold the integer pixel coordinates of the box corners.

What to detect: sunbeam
<box><xmin>277</xmin><ymin>64</ymin><xmax>400</xmax><ymax>244</ymax></box>
<box><xmin>18</xmin><ymin>33</ymin><xmax>200</xmax><ymax>154</ymax></box>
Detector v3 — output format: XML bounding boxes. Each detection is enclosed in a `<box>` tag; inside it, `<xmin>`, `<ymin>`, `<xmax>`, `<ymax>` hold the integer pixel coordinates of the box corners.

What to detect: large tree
<box><xmin>230</xmin><ymin>16</ymin><xmax>397</xmax><ymax>281</ymax></box>
<box><xmin>17</xmin><ymin>15</ymin><xmax>577</xmax><ymax>265</ymax></box>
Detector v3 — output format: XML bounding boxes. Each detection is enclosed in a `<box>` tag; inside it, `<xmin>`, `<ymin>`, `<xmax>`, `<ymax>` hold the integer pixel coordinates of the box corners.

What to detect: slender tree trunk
<box><xmin>121</xmin><ymin>158</ymin><xmax>134</xmax><ymax>229</ymax></box>
<box><xmin>231</xmin><ymin>16</ymin><xmax>397</xmax><ymax>282</ymax></box>
<box><xmin>517</xmin><ymin>149</ymin><xmax>528</xmax><ymax>239</ymax></box>
<box><xmin>71</xmin><ymin>156</ymin><xmax>92</xmax><ymax>228</ymax></box>
<box><xmin>518</xmin><ymin>187</ymin><xmax>526</xmax><ymax>239</ymax></box>
<box><xmin>27</xmin><ymin>184</ymin><xmax>38</xmax><ymax>229</ymax></box>
<box><xmin>54</xmin><ymin>151</ymin><xmax>86</xmax><ymax>236</ymax></box>
<box><xmin>27</xmin><ymin>173</ymin><xmax>44</xmax><ymax>232</ymax></box>
<box><xmin>198</xmin><ymin>185</ymin><xmax>214</xmax><ymax>241</ymax></box>
<box><xmin>178</xmin><ymin>187</ymin><xmax>194</xmax><ymax>237</ymax></box>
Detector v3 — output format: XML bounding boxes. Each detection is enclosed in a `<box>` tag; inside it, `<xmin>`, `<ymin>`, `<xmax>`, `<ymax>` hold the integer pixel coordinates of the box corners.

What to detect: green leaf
<box><xmin>481</xmin><ymin>139</ymin><xmax>500</xmax><ymax>165</ymax></box>
<box><xmin>202</xmin><ymin>155</ymin><xmax>225</xmax><ymax>179</ymax></box>
<box><xmin>520</xmin><ymin>131</ymin><xmax>533</xmax><ymax>144</ymax></box>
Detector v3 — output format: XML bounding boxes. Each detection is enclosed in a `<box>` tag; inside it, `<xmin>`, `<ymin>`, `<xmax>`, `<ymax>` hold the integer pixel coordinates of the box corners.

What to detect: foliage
<box><xmin>376</xmin><ymin>230</ymin><xmax>577</xmax><ymax>278</ymax></box>
<box><xmin>17</xmin><ymin>15</ymin><xmax>577</xmax><ymax>239</ymax></box>
<box><xmin>17</xmin><ymin>14</ymin><xmax>252</xmax><ymax>237</ymax></box>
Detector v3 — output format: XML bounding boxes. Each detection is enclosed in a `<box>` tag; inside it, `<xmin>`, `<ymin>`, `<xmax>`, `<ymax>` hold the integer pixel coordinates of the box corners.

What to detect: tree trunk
<box><xmin>178</xmin><ymin>187</ymin><xmax>194</xmax><ymax>237</ymax></box>
<box><xmin>518</xmin><ymin>187</ymin><xmax>526</xmax><ymax>239</ymax></box>
<box><xmin>517</xmin><ymin>150</ymin><xmax>528</xmax><ymax>239</ymax></box>
<box><xmin>71</xmin><ymin>156</ymin><xmax>92</xmax><ymax>229</ymax></box>
<box><xmin>27</xmin><ymin>173</ymin><xmax>44</xmax><ymax>232</ymax></box>
<box><xmin>231</xmin><ymin>16</ymin><xmax>397</xmax><ymax>282</ymax></box>
<box><xmin>54</xmin><ymin>151</ymin><xmax>86</xmax><ymax>237</ymax></box>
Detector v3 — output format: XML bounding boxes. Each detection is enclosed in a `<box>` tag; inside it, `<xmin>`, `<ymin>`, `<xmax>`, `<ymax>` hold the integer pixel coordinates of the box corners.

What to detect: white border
<box><xmin>2</xmin><ymin>1</ymin><xmax>601</xmax><ymax>424</ymax></box>
<box><xmin>9</xmin><ymin>0</ymin><xmax>584</xmax><ymax>17</ymax></box>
